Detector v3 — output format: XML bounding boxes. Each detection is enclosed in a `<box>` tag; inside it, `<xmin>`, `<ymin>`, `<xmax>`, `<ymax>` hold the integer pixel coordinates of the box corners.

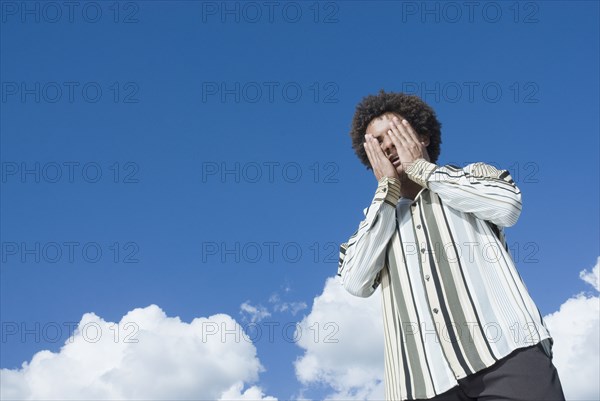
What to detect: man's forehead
<box><xmin>368</xmin><ymin>112</ymin><xmax>402</xmax><ymax>127</ymax></box>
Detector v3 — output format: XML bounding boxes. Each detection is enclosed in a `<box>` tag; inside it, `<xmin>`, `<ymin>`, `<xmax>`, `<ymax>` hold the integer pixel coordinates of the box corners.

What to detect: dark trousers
<box><xmin>416</xmin><ymin>343</ymin><xmax>566</xmax><ymax>401</ymax></box>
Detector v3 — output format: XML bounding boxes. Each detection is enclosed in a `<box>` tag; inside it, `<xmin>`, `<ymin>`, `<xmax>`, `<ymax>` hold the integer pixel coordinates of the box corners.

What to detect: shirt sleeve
<box><xmin>405</xmin><ymin>159</ymin><xmax>522</xmax><ymax>227</ymax></box>
<box><xmin>337</xmin><ymin>176</ymin><xmax>400</xmax><ymax>297</ymax></box>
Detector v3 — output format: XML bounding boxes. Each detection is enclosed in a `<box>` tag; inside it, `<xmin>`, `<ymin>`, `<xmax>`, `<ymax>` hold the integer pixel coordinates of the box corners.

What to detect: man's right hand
<box><xmin>364</xmin><ymin>134</ymin><xmax>400</xmax><ymax>182</ymax></box>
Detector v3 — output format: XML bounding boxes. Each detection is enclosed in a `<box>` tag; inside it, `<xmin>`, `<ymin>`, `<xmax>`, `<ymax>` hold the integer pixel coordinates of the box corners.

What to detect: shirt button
<box><xmin>433</xmin><ymin>308</ymin><xmax>439</xmax><ymax>314</ymax></box>
<box><xmin>421</xmin><ymin>248</ymin><xmax>426</xmax><ymax>254</ymax></box>
<box><xmin>425</xmin><ymin>275</ymin><xmax>430</xmax><ymax>281</ymax></box>
<box><xmin>417</xmin><ymin>224</ymin><xmax>422</xmax><ymax>229</ymax></box>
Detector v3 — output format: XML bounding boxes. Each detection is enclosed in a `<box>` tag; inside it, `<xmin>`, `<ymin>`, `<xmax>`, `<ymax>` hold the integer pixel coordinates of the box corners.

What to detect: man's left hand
<box><xmin>386</xmin><ymin>117</ymin><xmax>430</xmax><ymax>172</ymax></box>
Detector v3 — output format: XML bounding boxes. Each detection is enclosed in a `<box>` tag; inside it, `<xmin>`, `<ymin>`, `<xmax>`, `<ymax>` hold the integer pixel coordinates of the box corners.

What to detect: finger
<box><xmin>392</xmin><ymin>118</ymin><xmax>417</xmax><ymax>147</ymax></box>
<box><xmin>367</xmin><ymin>136</ymin><xmax>386</xmax><ymax>169</ymax></box>
<box><xmin>364</xmin><ymin>136</ymin><xmax>382</xmax><ymax>171</ymax></box>
<box><xmin>400</xmin><ymin>119</ymin><xmax>430</xmax><ymax>156</ymax></box>
<box><xmin>371</xmin><ymin>136</ymin><xmax>394</xmax><ymax>170</ymax></box>
<box><xmin>386</xmin><ymin>123</ymin><xmax>407</xmax><ymax>152</ymax></box>
<box><xmin>388</xmin><ymin>119</ymin><xmax>410</xmax><ymax>149</ymax></box>
<box><xmin>363</xmin><ymin>138</ymin><xmax>376</xmax><ymax>167</ymax></box>
<box><xmin>392</xmin><ymin>119</ymin><xmax>425</xmax><ymax>161</ymax></box>
<box><xmin>399</xmin><ymin>118</ymin><xmax>423</xmax><ymax>148</ymax></box>
<box><xmin>401</xmin><ymin>119</ymin><xmax>420</xmax><ymax>142</ymax></box>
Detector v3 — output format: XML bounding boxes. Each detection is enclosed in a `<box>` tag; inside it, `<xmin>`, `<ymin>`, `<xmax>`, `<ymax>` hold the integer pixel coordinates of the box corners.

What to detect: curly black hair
<box><xmin>349</xmin><ymin>90</ymin><xmax>442</xmax><ymax>168</ymax></box>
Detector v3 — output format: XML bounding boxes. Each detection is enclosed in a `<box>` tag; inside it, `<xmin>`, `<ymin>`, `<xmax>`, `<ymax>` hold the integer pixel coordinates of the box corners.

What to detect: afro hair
<box><xmin>349</xmin><ymin>90</ymin><xmax>442</xmax><ymax>168</ymax></box>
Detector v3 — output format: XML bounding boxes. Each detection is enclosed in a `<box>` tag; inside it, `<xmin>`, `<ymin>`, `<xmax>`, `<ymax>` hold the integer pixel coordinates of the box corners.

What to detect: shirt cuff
<box><xmin>375</xmin><ymin>176</ymin><xmax>402</xmax><ymax>206</ymax></box>
<box><xmin>405</xmin><ymin>159</ymin><xmax>438</xmax><ymax>189</ymax></box>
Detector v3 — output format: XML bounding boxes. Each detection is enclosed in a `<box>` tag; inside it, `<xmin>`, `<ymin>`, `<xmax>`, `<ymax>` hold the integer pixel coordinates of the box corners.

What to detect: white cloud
<box><xmin>293</xmin><ymin>277</ymin><xmax>384</xmax><ymax>400</ymax></box>
<box><xmin>240</xmin><ymin>301</ymin><xmax>271</xmax><ymax>323</ymax></box>
<box><xmin>219</xmin><ymin>382</ymin><xmax>277</xmax><ymax>400</ymax></box>
<box><xmin>579</xmin><ymin>257</ymin><xmax>599</xmax><ymax>292</ymax></box>
<box><xmin>545</xmin><ymin>257</ymin><xmax>600</xmax><ymax>401</ymax></box>
<box><xmin>269</xmin><ymin>294</ymin><xmax>307</xmax><ymax>316</ymax></box>
<box><xmin>296</xmin><ymin>259</ymin><xmax>600</xmax><ymax>401</ymax></box>
<box><xmin>0</xmin><ymin>305</ymin><xmax>276</xmax><ymax>400</ymax></box>
<box><xmin>273</xmin><ymin>301</ymin><xmax>307</xmax><ymax>315</ymax></box>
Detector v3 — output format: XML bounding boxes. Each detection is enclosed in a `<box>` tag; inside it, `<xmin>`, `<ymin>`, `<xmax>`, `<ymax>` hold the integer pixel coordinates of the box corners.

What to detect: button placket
<box><xmin>412</xmin><ymin>202</ymin><xmax>443</xmax><ymax>326</ymax></box>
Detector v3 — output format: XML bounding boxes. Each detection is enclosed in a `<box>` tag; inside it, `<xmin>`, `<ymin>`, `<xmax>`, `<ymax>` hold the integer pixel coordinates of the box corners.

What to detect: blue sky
<box><xmin>1</xmin><ymin>1</ymin><xmax>599</xmax><ymax>400</ymax></box>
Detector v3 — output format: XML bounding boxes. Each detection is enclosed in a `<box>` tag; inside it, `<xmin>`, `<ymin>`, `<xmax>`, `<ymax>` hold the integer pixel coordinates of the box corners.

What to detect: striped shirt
<box><xmin>337</xmin><ymin>159</ymin><xmax>553</xmax><ymax>400</ymax></box>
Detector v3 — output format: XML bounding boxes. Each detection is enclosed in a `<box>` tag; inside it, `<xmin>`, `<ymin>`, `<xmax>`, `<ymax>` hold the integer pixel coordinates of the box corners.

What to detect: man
<box><xmin>337</xmin><ymin>91</ymin><xmax>565</xmax><ymax>401</ymax></box>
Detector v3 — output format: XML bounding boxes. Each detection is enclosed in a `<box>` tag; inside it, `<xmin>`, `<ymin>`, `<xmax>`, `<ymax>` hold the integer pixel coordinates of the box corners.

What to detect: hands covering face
<box><xmin>363</xmin><ymin>116</ymin><xmax>430</xmax><ymax>182</ymax></box>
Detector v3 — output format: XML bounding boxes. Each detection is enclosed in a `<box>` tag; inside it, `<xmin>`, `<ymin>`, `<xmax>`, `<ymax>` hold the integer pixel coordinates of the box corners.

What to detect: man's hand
<box><xmin>364</xmin><ymin>134</ymin><xmax>399</xmax><ymax>181</ymax></box>
<box><xmin>386</xmin><ymin>117</ymin><xmax>430</xmax><ymax>174</ymax></box>
<box><xmin>364</xmin><ymin>117</ymin><xmax>430</xmax><ymax>182</ymax></box>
